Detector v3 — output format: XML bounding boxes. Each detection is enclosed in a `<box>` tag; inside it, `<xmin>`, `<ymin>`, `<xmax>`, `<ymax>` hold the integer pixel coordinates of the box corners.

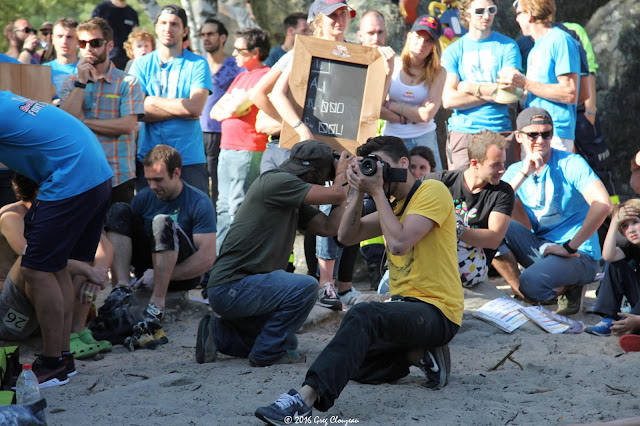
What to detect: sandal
<box><xmin>70</xmin><ymin>333</ymin><xmax>100</xmax><ymax>359</ymax></box>
<box><xmin>78</xmin><ymin>328</ymin><xmax>112</xmax><ymax>353</ymax></box>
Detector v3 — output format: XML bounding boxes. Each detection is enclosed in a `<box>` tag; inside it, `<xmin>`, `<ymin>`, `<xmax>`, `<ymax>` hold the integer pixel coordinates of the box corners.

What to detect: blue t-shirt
<box><xmin>132</xmin><ymin>181</ymin><xmax>217</xmax><ymax>244</ymax></box>
<box><xmin>0</xmin><ymin>53</ymin><xmax>20</xmax><ymax>64</ymax></box>
<box><xmin>43</xmin><ymin>59</ymin><xmax>79</xmax><ymax>98</ymax></box>
<box><xmin>0</xmin><ymin>90</ymin><xmax>113</xmax><ymax>201</ymax></box>
<box><xmin>524</xmin><ymin>27</ymin><xmax>580</xmax><ymax>140</ymax></box>
<box><xmin>502</xmin><ymin>149</ymin><xmax>601</xmax><ymax>259</ymax></box>
<box><xmin>200</xmin><ymin>56</ymin><xmax>243</xmax><ymax>133</ymax></box>
<box><xmin>263</xmin><ymin>45</ymin><xmax>286</xmax><ymax>68</ymax></box>
<box><xmin>442</xmin><ymin>31</ymin><xmax>522</xmax><ymax>133</ymax></box>
<box><xmin>129</xmin><ymin>49</ymin><xmax>213</xmax><ymax>166</ymax></box>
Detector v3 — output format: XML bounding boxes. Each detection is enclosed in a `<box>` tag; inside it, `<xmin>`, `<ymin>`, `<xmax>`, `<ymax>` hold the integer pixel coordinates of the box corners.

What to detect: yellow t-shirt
<box><xmin>388</xmin><ymin>180</ymin><xmax>464</xmax><ymax>326</ymax></box>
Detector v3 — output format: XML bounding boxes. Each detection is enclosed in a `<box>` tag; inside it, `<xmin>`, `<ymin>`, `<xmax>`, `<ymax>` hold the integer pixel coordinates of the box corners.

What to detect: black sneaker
<box><xmin>145</xmin><ymin>302</ymin><xmax>164</xmax><ymax>324</ymax></box>
<box><xmin>317</xmin><ymin>282</ymin><xmax>342</xmax><ymax>311</ymax></box>
<box><xmin>62</xmin><ymin>353</ymin><xmax>77</xmax><ymax>377</ymax></box>
<box><xmin>30</xmin><ymin>356</ymin><xmax>69</xmax><ymax>389</ymax></box>
<box><xmin>196</xmin><ymin>314</ymin><xmax>218</xmax><ymax>364</ymax></box>
<box><xmin>420</xmin><ymin>344</ymin><xmax>450</xmax><ymax>390</ymax></box>
<box><xmin>255</xmin><ymin>389</ymin><xmax>312</xmax><ymax>425</ymax></box>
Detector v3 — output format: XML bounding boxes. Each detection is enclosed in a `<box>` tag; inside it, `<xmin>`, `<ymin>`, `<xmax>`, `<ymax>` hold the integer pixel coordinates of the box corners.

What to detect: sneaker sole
<box><xmin>585</xmin><ymin>328</ymin><xmax>611</xmax><ymax>337</ymax></box>
<box><xmin>196</xmin><ymin>314</ymin><xmax>217</xmax><ymax>364</ymax></box>
<box><xmin>619</xmin><ymin>334</ymin><xmax>640</xmax><ymax>352</ymax></box>
<box><xmin>316</xmin><ymin>299</ymin><xmax>343</xmax><ymax>311</ymax></box>
<box><xmin>39</xmin><ymin>376</ymin><xmax>70</xmax><ymax>389</ymax></box>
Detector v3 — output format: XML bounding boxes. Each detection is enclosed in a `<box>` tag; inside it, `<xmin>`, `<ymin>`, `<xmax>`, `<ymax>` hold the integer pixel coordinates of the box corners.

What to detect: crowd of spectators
<box><xmin>1</xmin><ymin>0</ymin><xmax>639</xmax><ymax>423</ymax></box>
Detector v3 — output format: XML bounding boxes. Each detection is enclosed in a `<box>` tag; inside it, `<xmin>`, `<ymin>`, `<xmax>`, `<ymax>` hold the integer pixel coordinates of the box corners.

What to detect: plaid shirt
<box><xmin>60</xmin><ymin>63</ymin><xmax>145</xmax><ymax>186</ymax></box>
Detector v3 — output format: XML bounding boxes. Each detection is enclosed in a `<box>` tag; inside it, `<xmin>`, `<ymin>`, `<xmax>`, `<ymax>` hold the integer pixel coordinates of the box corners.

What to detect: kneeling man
<box><xmin>255</xmin><ymin>135</ymin><xmax>463</xmax><ymax>424</ymax></box>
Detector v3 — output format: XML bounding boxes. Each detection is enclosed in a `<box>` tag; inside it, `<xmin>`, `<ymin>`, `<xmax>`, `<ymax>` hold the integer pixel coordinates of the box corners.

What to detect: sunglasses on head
<box><xmin>78</xmin><ymin>38</ymin><xmax>107</xmax><ymax>49</ymax></box>
<box><xmin>470</xmin><ymin>5</ymin><xmax>498</xmax><ymax>16</ymax></box>
<box><xmin>521</xmin><ymin>130</ymin><xmax>553</xmax><ymax>141</ymax></box>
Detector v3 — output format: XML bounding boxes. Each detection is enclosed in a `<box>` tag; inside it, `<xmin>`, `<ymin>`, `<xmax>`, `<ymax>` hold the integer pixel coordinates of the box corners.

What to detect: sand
<box><xmin>10</xmin><ymin>275</ymin><xmax>635</xmax><ymax>426</ymax></box>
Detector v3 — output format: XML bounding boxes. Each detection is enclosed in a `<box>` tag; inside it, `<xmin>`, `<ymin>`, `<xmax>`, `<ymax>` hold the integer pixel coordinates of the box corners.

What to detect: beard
<box><xmin>89</xmin><ymin>49</ymin><xmax>109</xmax><ymax>66</ymax></box>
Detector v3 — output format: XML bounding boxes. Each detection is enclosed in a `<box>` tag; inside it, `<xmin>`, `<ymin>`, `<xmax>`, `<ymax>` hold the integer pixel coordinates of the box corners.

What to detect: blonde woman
<box><xmin>381</xmin><ymin>15</ymin><xmax>446</xmax><ymax>171</ymax></box>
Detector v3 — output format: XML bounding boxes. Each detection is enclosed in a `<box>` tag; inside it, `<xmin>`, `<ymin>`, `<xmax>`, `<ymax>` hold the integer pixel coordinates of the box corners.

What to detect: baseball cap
<box><xmin>279</xmin><ymin>139</ymin><xmax>335</xmax><ymax>175</ymax></box>
<box><xmin>308</xmin><ymin>0</ymin><xmax>356</xmax><ymax>21</ymax></box>
<box><xmin>156</xmin><ymin>4</ymin><xmax>188</xmax><ymax>28</ymax></box>
<box><xmin>516</xmin><ymin>107</ymin><xmax>554</xmax><ymax>131</ymax></box>
<box><xmin>410</xmin><ymin>15</ymin><xmax>442</xmax><ymax>40</ymax></box>
<box><xmin>39</xmin><ymin>21</ymin><xmax>54</xmax><ymax>30</ymax></box>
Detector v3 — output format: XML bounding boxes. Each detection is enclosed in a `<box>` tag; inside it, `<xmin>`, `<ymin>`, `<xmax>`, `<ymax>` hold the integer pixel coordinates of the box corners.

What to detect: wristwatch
<box><xmin>456</xmin><ymin>221</ymin><xmax>465</xmax><ymax>239</ymax></box>
<box><xmin>563</xmin><ymin>241</ymin><xmax>577</xmax><ymax>254</ymax></box>
<box><xmin>73</xmin><ymin>80</ymin><xmax>87</xmax><ymax>89</ymax></box>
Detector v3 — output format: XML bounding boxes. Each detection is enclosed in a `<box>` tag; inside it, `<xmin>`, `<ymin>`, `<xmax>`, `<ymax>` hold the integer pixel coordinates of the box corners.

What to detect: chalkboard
<box><xmin>302</xmin><ymin>58</ymin><xmax>367</xmax><ymax>141</ymax></box>
<box><xmin>280</xmin><ymin>36</ymin><xmax>387</xmax><ymax>154</ymax></box>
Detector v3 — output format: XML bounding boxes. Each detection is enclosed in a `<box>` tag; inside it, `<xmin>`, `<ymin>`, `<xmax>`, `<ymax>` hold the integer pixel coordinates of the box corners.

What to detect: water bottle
<box><xmin>16</xmin><ymin>364</ymin><xmax>41</xmax><ymax>405</ymax></box>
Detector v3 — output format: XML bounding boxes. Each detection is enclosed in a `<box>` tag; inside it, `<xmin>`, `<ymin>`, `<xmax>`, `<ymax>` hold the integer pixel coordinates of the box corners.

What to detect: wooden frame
<box><xmin>279</xmin><ymin>36</ymin><xmax>387</xmax><ymax>154</ymax></box>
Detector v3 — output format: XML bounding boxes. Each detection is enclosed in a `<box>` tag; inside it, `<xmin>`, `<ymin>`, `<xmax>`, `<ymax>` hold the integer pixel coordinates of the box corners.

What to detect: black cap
<box><xmin>156</xmin><ymin>4</ymin><xmax>188</xmax><ymax>28</ymax></box>
<box><xmin>279</xmin><ymin>139</ymin><xmax>335</xmax><ymax>175</ymax></box>
<box><xmin>516</xmin><ymin>107</ymin><xmax>553</xmax><ymax>131</ymax></box>
<box><xmin>410</xmin><ymin>15</ymin><xmax>442</xmax><ymax>40</ymax></box>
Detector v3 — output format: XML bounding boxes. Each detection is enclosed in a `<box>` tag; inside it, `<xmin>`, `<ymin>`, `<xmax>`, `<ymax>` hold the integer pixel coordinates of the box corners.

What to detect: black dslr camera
<box><xmin>360</xmin><ymin>154</ymin><xmax>407</xmax><ymax>183</ymax></box>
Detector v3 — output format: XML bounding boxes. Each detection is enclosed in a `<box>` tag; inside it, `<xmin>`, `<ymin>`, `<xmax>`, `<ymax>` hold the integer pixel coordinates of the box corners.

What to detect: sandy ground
<box><xmin>9</xmin><ymin>235</ymin><xmax>640</xmax><ymax>426</ymax></box>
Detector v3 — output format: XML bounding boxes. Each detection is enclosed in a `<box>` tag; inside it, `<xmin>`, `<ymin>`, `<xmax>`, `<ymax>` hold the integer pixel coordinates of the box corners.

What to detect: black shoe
<box><xmin>195</xmin><ymin>314</ymin><xmax>218</xmax><ymax>364</ymax></box>
<box><xmin>29</xmin><ymin>356</ymin><xmax>69</xmax><ymax>389</ymax></box>
<box><xmin>62</xmin><ymin>353</ymin><xmax>77</xmax><ymax>377</ymax></box>
<box><xmin>420</xmin><ymin>344</ymin><xmax>451</xmax><ymax>390</ymax></box>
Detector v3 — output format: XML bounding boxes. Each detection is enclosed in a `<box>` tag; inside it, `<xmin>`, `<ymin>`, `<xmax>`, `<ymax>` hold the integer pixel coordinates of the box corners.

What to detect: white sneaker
<box><xmin>339</xmin><ymin>287</ymin><xmax>362</xmax><ymax>305</ymax></box>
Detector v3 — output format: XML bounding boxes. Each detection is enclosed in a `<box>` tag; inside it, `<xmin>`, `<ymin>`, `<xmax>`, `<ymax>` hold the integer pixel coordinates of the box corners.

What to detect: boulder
<box><xmin>586</xmin><ymin>0</ymin><xmax>640</xmax><ymax>196</ymax></box>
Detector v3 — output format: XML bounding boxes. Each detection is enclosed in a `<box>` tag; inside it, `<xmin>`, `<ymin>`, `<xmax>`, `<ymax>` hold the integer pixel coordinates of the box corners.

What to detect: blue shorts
<box><xmin>22</xmin><ymin>179</ymin><xmax>112</xmax><ymax>272</ymax></box>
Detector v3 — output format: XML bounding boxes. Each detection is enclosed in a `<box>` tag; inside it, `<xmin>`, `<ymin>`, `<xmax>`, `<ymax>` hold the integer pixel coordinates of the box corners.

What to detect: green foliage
<box><xmin>0</xmin><ymin>0</ymin><xmax>163</xmax><ymax>53</ymax></box>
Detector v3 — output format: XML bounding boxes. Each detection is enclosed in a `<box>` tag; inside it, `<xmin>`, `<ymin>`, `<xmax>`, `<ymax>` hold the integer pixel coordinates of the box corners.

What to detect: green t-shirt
<box><xmin>563</xmin><ymin>22</ymin><xmax>598</xmax><ymax>74</ymax></box>
<box><xmin>208</xmin><ymin>170</ymin><xmax>320</xmax><ymax>286</ymax></box>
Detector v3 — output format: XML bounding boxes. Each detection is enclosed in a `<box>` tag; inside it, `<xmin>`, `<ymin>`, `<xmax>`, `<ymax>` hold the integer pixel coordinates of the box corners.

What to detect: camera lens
<box><xmin>360</xmin><ymin>158</ymin><xmax>377</xmax><ymax>176</ymax></box>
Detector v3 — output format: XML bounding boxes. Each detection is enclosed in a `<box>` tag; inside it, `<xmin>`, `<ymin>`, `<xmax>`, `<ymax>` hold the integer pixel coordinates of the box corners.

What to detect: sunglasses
<box><xmin>40</xmin><ymin>30</ymin><xmax>51</xmax><ymax>36</ymax></box>
<box><xmin>78</xmin><ymin>38</ymin><xmax>107</xmax><ymax>49</ymax></box>
<box><xmin>14</xmin><ymin>27</ymin><xmax>36</xmax><ymax>34</ymax></box>
<box><xmin>521</xmin><ymin>130</ymin><xmax>553</xmax><ymax>141</ymax></box>
<box><xmin>470</xmin><ymin>5</ymin><xmax>498</xmax><ymax>16</ymax></box>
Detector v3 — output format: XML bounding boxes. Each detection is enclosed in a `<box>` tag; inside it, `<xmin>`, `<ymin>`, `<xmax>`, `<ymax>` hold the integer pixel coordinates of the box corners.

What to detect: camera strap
<box><xmin>395</xmin><ymin>180</ymin><xmax>422</xmax><ymax>217</ymax></box>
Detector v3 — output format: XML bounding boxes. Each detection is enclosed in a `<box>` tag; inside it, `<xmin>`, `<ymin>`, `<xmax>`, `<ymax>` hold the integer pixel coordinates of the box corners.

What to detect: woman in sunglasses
<box><xmin>380</xmin><ymin>14</ymin><xmax>446</xmax><ymax>171</ymax></box>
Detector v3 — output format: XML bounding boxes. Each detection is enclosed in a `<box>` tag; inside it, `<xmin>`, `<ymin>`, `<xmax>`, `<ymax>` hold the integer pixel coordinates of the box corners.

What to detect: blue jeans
<box><xmin>207</xmin><ymin>270</ymin><xmax>317</xmax><ymax>365</ymax></box>
<box><xmin>216</xmin><ymin>149</ymin><xmax>263</xmax><ymax>253</ymax></box>
<box><xmin>403</xmin><ymin>129</ymin><xmax>442</xmax><ymax>171</ymax></box>
<box><xmin>260</xmin><ymin>141</ymin><xmax>290</xmax><ymax>174</ymax></box>
<box><xmin>499</xmin><ymin>220</ymin><xmax>599</xmax><ymax>302</ymax></box>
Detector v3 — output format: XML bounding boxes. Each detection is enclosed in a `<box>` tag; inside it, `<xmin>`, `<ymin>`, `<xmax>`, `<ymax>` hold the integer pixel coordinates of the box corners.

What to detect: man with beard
<box><xmin>129</xmin><ymin>4</ymin><xmax>213</xmax><ymax>195</ymax></box>
<box><xmin>59</xmin><ymin>17</ymin><xmax>145</xmax><ymax>204</ymax></box>
<box><xmin>4</xmin><ymin>18</ymin><xmax>40</xmax><ymax>64</ymax></box>
<box><xmin>198</xmin><ymin>18</ymin><xmax>243</xmax><ymax>206</ymax></box>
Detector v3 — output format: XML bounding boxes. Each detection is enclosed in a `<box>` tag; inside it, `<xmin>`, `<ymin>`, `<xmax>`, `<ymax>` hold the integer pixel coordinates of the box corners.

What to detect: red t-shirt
<box><xmin>220</xmin><ymin>66</ymin><xmax>270</xmax><ymax>152</ymax></box>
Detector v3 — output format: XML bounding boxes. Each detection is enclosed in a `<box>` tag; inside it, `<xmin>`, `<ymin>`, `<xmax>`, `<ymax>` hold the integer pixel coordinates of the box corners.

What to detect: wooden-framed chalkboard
<box><xmin>279</xmin><ymin>36</ymin><xmax>387</xmax><ymax>154</ymax></box>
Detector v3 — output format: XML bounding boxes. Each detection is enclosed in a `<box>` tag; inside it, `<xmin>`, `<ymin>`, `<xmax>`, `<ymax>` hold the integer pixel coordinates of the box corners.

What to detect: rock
<box><xmin>586</xmin><ymin>0</ymin><xmax>640</xmax><ymax>195</ymax></box>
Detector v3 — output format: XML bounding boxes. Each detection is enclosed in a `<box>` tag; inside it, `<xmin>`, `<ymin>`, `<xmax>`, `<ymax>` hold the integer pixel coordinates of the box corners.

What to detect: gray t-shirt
<box><xmin>209</xmin><ymin>170</ymin><xmax>319</xmax><ymax>286</ymax></box>
<box><xmin>0</xmin><ymin>275</ymin><xmax>38</xmax><ymax>340</ymax></box>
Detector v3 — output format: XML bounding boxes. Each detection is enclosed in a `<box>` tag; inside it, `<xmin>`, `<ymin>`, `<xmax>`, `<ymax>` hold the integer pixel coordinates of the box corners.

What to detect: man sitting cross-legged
<box><xmin>255</xmin><ymin>135</ymin><xmax>463</xmax><ymax>424</ymax></box>
<box><xmin>106</xmin><ymin>145</ymin><xmax>216</xmax><ymax>342</ymax></box>
<box><xmin>424</xmin><ymin>130</ymin><xmax>514</xmax><ymax>287</ymax></box>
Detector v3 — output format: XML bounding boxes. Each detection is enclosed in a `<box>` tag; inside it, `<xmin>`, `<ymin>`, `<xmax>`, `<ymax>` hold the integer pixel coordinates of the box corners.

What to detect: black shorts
<box><xmin>22</xmin><ymin>179</ymin><xmax>112</xmax><ymax>272</ymax></box>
